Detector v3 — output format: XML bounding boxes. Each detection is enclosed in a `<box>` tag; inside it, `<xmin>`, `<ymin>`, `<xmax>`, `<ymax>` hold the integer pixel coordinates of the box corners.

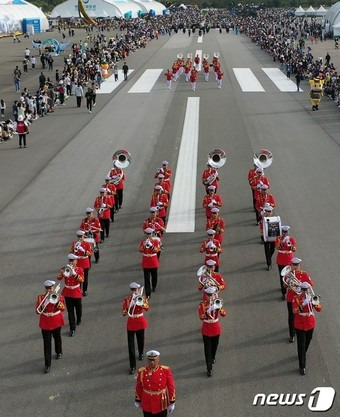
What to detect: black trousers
<box><xmin>264</xmin><ymin>242</ymin><xmax>275</xmax><ymax>266</ymax></box>
<box><xmin>278</xmin><ymin>264</ymin><xmax>286</xmax><ymax>295</ymax></box>
<box><xmin>143</xmin><ymin>410</ymin><xmax>167</xmax><ymax>417</ymax></box>
<box><xmin>252</xmin><ymin>189</ymin><xmax>256</xmax><ymax>211</ymax></box>
<box><xmin>41</xmin><ymin>327</ymin><xmax>62</xmax><ymax>366</ymax></box>
<box><xmin>295</xmin><ymin>328</ymin><xmax>314</xmax><ymax>369</ymax></box>
<box><xmin>19</xmin><ymin>134</ymin><xmax>26</xmax><ymax>147</ymax></box>
<box><xmin>99</xmin><ymin>218</ymin><xmax>110</xmax><ymax>240</ymax></box>
<box><xmin>65</xmin><ymin>297</ymin><xmax>82</xmax><ymax>330</ymax></box>
<box><xmin>115</xmin><ymin>189</ymin><xmax>123</xmax><ymax>210</ymax></box>
<box><xmin>82</xmin><ymin>268</ymin><xmax>89</xmax><ymax>292</ymax></box>
<box><xmin>127</xmin><ymin>329</ymin><xmax>144</xmax><ymax>369</ymax></box>
<box><xmin>110</xmin><ymin>207</ymin><xmax>115</xmax><ymax>222</ymax></box>
<box><xmin>287</xmin><ymin>302</ymin><xmax>295</xmax><ymax>338</ymax></box>
<box><xmin>203</xmin><ymin>335</ymin><xmax>220</xmax><ymax>371</ymax></box>
<box><xmin>86</xmin><ymin>99</ymin><xmax>92</xmax><ymax>111</ymax></box>
<box><xmin>143</xmin><ymin>268</ymin><xmax>158</xmax><ymax>297</ymax></box>
<box><xmin>76</xmin><ymin>96</ymin><xmax>82</xmax><ymax>107</ymax></box>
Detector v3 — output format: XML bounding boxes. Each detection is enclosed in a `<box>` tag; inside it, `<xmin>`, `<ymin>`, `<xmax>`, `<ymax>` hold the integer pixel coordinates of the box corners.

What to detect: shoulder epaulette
<box><xmin>161</xmin><ymin>365</ymin><xmax>169</xmax><ymax>370</ymax></box>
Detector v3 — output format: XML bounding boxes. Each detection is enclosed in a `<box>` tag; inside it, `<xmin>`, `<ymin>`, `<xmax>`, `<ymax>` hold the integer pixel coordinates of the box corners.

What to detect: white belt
<box><xmin>42</xmin><ymin>311</ymin><xmax>61</xmax><ymax>317</ymax></box>
<box><xmin>65</xmin><ymin>284</ymin><xmax>80</xmax><ymax>289</ymax></box>
<box><xmin>130</xmin><ymin>314</ymin><xmax>143</xmax><ymax>318</ymax></box>
<box><xmin>278</xmin><ymin>250</ymin><xmax>292</xmax><ymax>254</ymax></box>
<box><xmin>206</xmin><ymin>253</ymin><xmax>218</xmax><ymax>257</ymax></box>
<box><xmin>204</xmin><ymin>319</ymin><xmax>218</xmax><ymax>323</ymax></box>
<box><xmin>143</xmin><ymin>253</ymin><xmax>157</xmax><ymax>257</ymax></box>
<box><xmin>299</xmin><ymin>312</ymin><xmax>314</xmax><ymax>317</ymax></box>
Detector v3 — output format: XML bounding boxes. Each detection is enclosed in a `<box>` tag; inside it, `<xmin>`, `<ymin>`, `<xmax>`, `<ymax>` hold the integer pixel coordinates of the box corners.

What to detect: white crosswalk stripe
<box><xmin>233</xmin><ymin>68</ymin><xmax>265</xmax><ymax>92</ymax></box>
<box><xmin>262</xmin><ymin>68</ymin><xmax>303</xmax><ymax>92</ymax></box>
<box><xmin>128</xmin><ymin>69</ymin><xmax>163</xmax><ymax>93</ymax></box>
<box><xmin>97</xmin><ymin>70</ymin><xmax>134</xmax><ymax>94</ymax></box>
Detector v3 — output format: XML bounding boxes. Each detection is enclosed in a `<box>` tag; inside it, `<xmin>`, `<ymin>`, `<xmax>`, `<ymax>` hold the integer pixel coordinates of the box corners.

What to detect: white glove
<box><xmin>211</xmin><ymin>199</ymin><xmax>217</xmax><ymax>204</ymax></box>
<box><xmin>283</xmin><ymin>236</ymin><xmax>290</xmax><ymax>244</ymax></box>
<box><xmin>134</xmin><ymin>402</ymin><xmax>140</xmax><ymax>408</ymax></box>
<box><xmin>157</xmin><ymin>202</ymin><xmax>163</xmax><ymax>206</ymax></box>
<box><xmin>302</xmin><ymin>296</ymin><xmax>311</xmax><ymax>306</ymax></box>
<box><xmin>208</xmin><ymin>202</ymin><xmax>214</xmax><ymax>208</ymax></box>
<box><xmin>101</xmin><ymin>203</ymin><xmax>106</xmax><ymax>208</ymax></box>
<box><xmin>168</xmin><ymin>404</ymin><xmax>175</xmax><ymax>413</ymax></box>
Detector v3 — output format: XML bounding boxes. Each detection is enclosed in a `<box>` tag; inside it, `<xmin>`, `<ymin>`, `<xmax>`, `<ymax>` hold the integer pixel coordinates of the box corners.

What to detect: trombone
<box><xmin>36</xmin><ymin>284</ymin><xmax>61</xmax><ymax>314</ymax></box>
<box><xmin>128</xmin><ymin>286</ymin><xmax>145</xmax><ymax>317</ymax></box>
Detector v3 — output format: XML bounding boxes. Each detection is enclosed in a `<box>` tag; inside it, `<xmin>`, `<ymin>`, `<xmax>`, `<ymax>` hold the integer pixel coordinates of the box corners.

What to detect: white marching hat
<box><xmin>300</xmin><ymin>282</ymin><xmax>311</xmax><ymax>289</ymax></box>
<box><xmin>157</xmin><ymin>174</ymin><xmax>165</xmax><ymax>179</ymax></box>
<box><xmin>204</xmin><ymin>286</ymin><xmax>218</xmax><ymax>294</ymax></box>
<box><xmin>105</xmin><ymin>175</ymin><xmax>111</xmax><ymax>180</ymax></box>
<box><xmin>76</xmin><ymin>230</ymin><xmax>85</xmax><ymax>236</ymax></box>
<box><xmin>144</xmin><ymin>227</ymin><xmax>154</xmax><ymax>234</ymax></box>
<box><xmin>207</xmin><ymin>229</ymin><xmax>216</xmax><ymax>235</ymax></box>
<box><xmin>207</xmin><ymin>185</ymin><xmax>216</xmax><ymax>190</ymax></box>
<box><xmin>147</xmin><ymin>350</ymin><xmax>160</xmax><ymax>359</ymax></box>
<box><xmin>150</xmin><ymin>207</ymin><xmax>158</xmax><ymax>212</ymax></box>
<box><xmin>129</xmin><ymin>282</ymin><xmax>141</xmax><ymax>289</ymax></box>
<box><xmin>281</xmin><ymin>225</ymin><xmax>290</xmax><ymax>232</ymax></box>
<box><xmin>99</xmin><ymin>187</ymin><xmax>106</xmax><ymax>193</ymax></box>
<box><xmin>211</xmin><ymin>207</ymin><xmax>220</xmax><ymax>213</ymax></box>
<box><xmin>86</xmin><ymin>207</ymin><xmax>93</xmax><ymax>213</ymax></box>
<box><xmin>68</xmin><ymin>253</ymin><xmax>79</xmax><ymax>260</ymax></box>
<box><xmin>260</xmin><ymin>184</ymin><xmax>269</xmax><ymax>190</ymax></box>
<box><xmin>291</xmin><ymin>257</ymin><xmax>302</xmax><ymax>264</ymax></box>
<box><xmin>264</xmin><ymin>206</ymin><xmax>273</xmax><ymax>212</ymax></box>
<box><xmin>44</xmin><ymin>280</ymin><xmax>55</xmax><ymax>287</ymax></box>
<box><xmin>206</xmin><ymin>259</ymin><xmax>216</xmax><ymax>266</ymax></box>
<box><xmin>154</xmin><ymin>185</ymin><xmax>163</xmax><ymax>191</ymax></box>
<box><xmin>162</xmin><ymin>161</ymin><xmax>169</xmax><ymax>165</ymax></box>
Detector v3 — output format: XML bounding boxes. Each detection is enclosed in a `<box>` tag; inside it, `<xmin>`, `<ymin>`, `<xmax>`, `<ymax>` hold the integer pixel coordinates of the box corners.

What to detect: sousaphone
<box><xmin>112</xmin><ymin>149</ymin><xmax>132</xmax><ymax>169</ymax></box>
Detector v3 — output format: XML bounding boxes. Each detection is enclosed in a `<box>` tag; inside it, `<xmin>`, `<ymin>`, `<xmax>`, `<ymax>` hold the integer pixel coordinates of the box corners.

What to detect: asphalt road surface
<box><xmin>1</xmin><ymin>30</ymin><xmax>340</xmax><ymax>417</ymax></box>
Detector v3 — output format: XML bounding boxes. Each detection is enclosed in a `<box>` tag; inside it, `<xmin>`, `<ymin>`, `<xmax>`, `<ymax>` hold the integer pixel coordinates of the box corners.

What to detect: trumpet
<box><xmin>36</xmin><ymin>284</ymin><xmax>61</xmax><ymax>314</ymax></box>
<box><xmin>308</xmin><ymin>286</ymin><xmax>321</xmax><ymax>306</ymax></box>
<box><xmin>281</xmin><ymin>265</ymin><xmax>302</xmax><ymax>294</ymax></box>
<box><xmin>144</xmin><ymin>238</ymin><xmax>154</xmax><ymax>249</ymax></box>
<box><xmin>253</xmin><ymin>149</ymin><xmax>273</xmax><ymax>169</ymax></box>
<box><xmin>213</xmin><ymin>297</ymin><xmax>223</xmax><ymax>310</ymax></box>
<box><xmin>63</xmin><ymin>264</ymin><xmax>76</xmax><ymax>278</ymax></box>
<box><xmin>74</xmin><ymin>241</ymin><xmax>85</xmax><ymax>254</ymax></box>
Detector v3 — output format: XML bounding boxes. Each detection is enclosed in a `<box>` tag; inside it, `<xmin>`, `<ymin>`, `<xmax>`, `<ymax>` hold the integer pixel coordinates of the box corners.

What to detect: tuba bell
<box><xmin>112</xmin><ymin>149</ymin><xmax>131</xmax><ymax>169</ymax></box>
<box><xmin>207</xmin><ymin>148</ymin><xmax>227</xmax><ymax>169</ymax></box>
<box><xmin>253</xmin><ymin>149</ymin><xmax>273</xmax><ymax>169</ymax></box>
<box><xmin>187</xmin><ymin>53</ymin><xmax>193</xmax><ymax>59</ymax></box>
<box><xmin>177</xmin><ymin>53</ymin><xmax>183</xmax><ymax>59</ymax></box>
<box><xmin>203</xmin><ymin>53</ymin><xmax>209</xmax><ymax>60</ymax></box>
<box><xmin>213</xmin><ymin>52</ymin><xmax>220</xmax><ymax>58</ymax></box>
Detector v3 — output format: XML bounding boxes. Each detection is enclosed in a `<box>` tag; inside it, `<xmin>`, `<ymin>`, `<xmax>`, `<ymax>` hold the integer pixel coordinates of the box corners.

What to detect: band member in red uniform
<box><xmin>255</xmin><ymin>184</ymin><xmax>276</xmax><ymax>224</ymax></box>
<box><xmin>284</xmin><ymin>257</ymin><xmax>314</xmax><ymax>343</ymax></box>
<box><xmin>150</xmin><ymin>186</ymin><xmax>169</xmax><ymax>225</ymax></box>
<box><xmin>122</xmin><ymin>282</ymin><xmax>150</xmax><ymax>374</ymax></box>
<box><xmin>203</xmin><ymin>62</ymin><xmax>209</xmax><ymax>82</ymax></box>
<box><xmin>36</xmin><ymin>280</ymin><xmax>65</xmax><ymax>373</ymax></box>
<box><xmin>108</xmin><ymin>161</ymin><xmax>125</xmax><ymax>211</ymax></box>
<box><xmin>198</xmin><ymin>259</ymin><xmax>226</xmax><ymax>301</ymax></box>
<box><xmin>200</xmin><ymin>229</ymin><xmax>222</xmax><ymax>272</ymax></box>
<box><xmin>102</xmin><ymin>175</ymin><xmax>116</xmax><ymax>222</ymax></box>
<box><xmin>154</xmin><ymin>161</ymin><xmax>172</xmax><ymax>193</ymax></box>
<box><xmin>184</xmin><ymin>63</ymin><xmax>191</xmax><ymax>82</ymax></box>
<box><xmin>202</xmin><ymin>163</ymin><xmax>219</xmax><ymax>192</ymax></box>
<box><xmin>250</xmin><ymin>168</ymin><xmax>270</xmax><ymax>210</ymax></box>
<box><xmin>217</xmin><ymin>69</ymin><xmax>223</xmax><ymax>89</ymax></box>
<box><xmin>248</xmin><ymin>164</ymin><xmax>258</xmax><ymax>210</ymax></box>
<box><xmin>57</xmin><ymin>254</ymin><xmax>84</xmax><ymax>337</ymax></box>
<box><xmin>70</xmin><ymin>230</ymin><xmax>92</xmax><ymax>296</ymax></box>
<box><xmin>275</xmin><ymin>225</ymin><xmax>297</xmax><ymax>299</ymax></box>
<box><xmin>135</xmin><ymin>350</ymin><xmax>176</xmax><ymax>416</ymax></box>
<box><xmin>190</xmin><ymin>67</ymin><xmax>198</xmax><ymax>91</ymax></box>
<box><xmin>194</xmin><ymin>53</ymin><xmax>200</xmax><ymax>69</ymax></box>
<box><xmin>143</xmin><ymin>207</ymin><xmax>166</xmax><ymax>239</ymax></box>
<box><xmin>79</xmin><ymin>207</ymin><xmax>102</xmax><ymax>263</ymax></box>
<box><xmin>260</xmin><ymin>205</ymin><xmax>276</xmax><ymax>270</ymax></box>
<box><xmin>94</xmin><ymin>188</ymin><xmax>113</xmax><ymax>242</ymax></box>
<box><xmin>202</xmin><ymin>186</ymin><xmax>223</xmax><ymax>219</ymax></box>
<box><xmin>165</xmin><ymin>69</ymin><xmax>173</xmax><ymax>90</ymax></box>
<box><xmin>199</xmin><ymin>286</ymin><xmax>227</xmax><ymax>377</ymax></box>
<box><xmin>139</xmin><ymin>228</ymin><xmax>160</xmax><ymax>298</ymax></box>
<box><xmin>206</xmin><ymin>207</ymin><xmax>225</xmax><ymax>245</ymax></box>
<box><xmin>155</xmin><ymin>174</ymin><xmax>170</xmax><ymax>197</ymax></box>
<box><xmin>292</xmin><ymin>282</ymin><xmax>322</xmax><ymax>375</ymax></box>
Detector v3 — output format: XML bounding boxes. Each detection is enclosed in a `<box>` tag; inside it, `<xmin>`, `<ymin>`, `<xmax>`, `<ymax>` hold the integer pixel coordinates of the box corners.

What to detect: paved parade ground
<box><xmin>1</xmin><ymin>26</ymin><xmax>340</xmax><ymax>417</ymax></box>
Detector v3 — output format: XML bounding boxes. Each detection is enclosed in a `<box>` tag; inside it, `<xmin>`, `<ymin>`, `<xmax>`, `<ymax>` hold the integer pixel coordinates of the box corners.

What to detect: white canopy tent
<box><xmin>0</xmin><ymin>0</ymin><xmax>49</xmax><ymax>34</ymax></box>
<box><xmin>130</xmin><ymin>0</ymin><xmax>166</xmax><ymax>15</ymax></box>
<box><xmin>305</xmin><ymin>6</ymin><xmax>316</xmax><ymax>16</ymax></box>
<box><xmin>316</xmin><ymin>5</ymin><xmax>327</xmax><ymax>16</ymax></box>
<box><xmin>295</xmin><ymin>6</ymin><xmax>305</xmax><ymax>17</ymax></box>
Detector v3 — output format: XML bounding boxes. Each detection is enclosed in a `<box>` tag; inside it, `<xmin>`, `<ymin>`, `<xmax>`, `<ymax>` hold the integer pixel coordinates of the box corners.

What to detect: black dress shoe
<box><xmin>56</xmin><ymin>353</ymin><xmax>62</xmax><ymax>360</ymax></box>
<box><xmin>44</xmin><ymin>366</ymin><xmax>50</xmax><ymax>374</ymax></box>
<box><xmin>207</xmin><ymin>370</ymin><xmax>213</xmax><ymax>377</ymax></box>
<box><xmin>289</xmin><ymin>336</ymin><xmax>295</xmax><ymax>343</ymax></box>
<box><xmin>152</xmin><ymin>288</ymin><xmax>156</xmax><ymax>293</ymax></box>
<box><xmin>281</xmin><ymin>294</ymin><xmax>286</xmax><ymax>300</ymax></box>
<box><xmin>130</xmin><ymin>367</ymin><xmax>136</xmax><ymax>375</ymax></box>
<box><xmin>299</xmin><ymin>368</ymin><xmax>306</xmax><ymax>375</ymax></box>
<box><xmin>267</xmin><ymin>264</ymin><xmax>272</xmax><ymax>271</ymax></box>
<box><xmin>138</xmin><ymin>354</ymin><xmax>144</xmax><ymax>361</ymax></box>
<box><xmin>212</xmin><ymin>358</ymin><xmax>216</xmax><ymax>364</ymax></box>
<box><xmin>83</xmin><ymin>291</ymin><xmax>88</xmax><ymax>297</ymax></box>
<box><xmin>69</xmin><ymin>330</ymin><xmax>75</xmax><ymax>337</ymax></box>
<box><xmin>77</xmin><ymin>320</ymin><xmax>81</xmax><ymax>325</ymax></box>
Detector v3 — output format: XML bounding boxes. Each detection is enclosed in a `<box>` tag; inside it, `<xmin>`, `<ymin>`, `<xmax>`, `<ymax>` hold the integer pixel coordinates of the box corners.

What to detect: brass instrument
<box><xmin>203</xmin><ymin>53</ymin><xmax>209</xmax><ymax>60</ymax></box>
<box><xmin>253</xmin><ymin>149</ymin><xmax>273</xmax><ymax>169</ymax></box>
<box><xmin>177</xmin><ymin>53</ymin><xmax>183</xmax><ymax>59</ymax></box>
<box><xmin>281</xmin><ymin>265</ymin><xmax>302</xmax><ymax>294</ymax></box>
<box><xmin>112</xmin><ymin>149</ymin><xmax>131</xmax><ymax>169</ymax></box>
<box><xmin>197</xmin><ymin>265</ymin><xmax>219</xmax><ymax>288</ymax></box>
<box><xmin>145</xmin><ymin>238</ymin><xmax>154</xmax><ymax>249</ymax></box>
<box><xmin>63</xmin><ymin>264</ymin><xmax>76</xmax><ymax>278</ymax></box>
<box><xmin>213</xmin><ymin>52</ymin><xmax>220</xmax><ymax>58</ymax></box>
<box><xmin>187</xmin><ymin>53</ymin><xmax>193</xmax><ymax>59</ymax></box>
<box><xmin>207</xmin><ymin>148</ymin><xmax>226</xmax><ymax>169</ymax></box>
<box><xmin>74</xmin><ymin>241</ymin><xmax>85</xmax><ymax>254</ymax></box>
<box><xmin>207</xmin><ymin>293</ymin><xmax>223</xmax><ymax>318</ymax></box>
<box><xmin>308</xmin><ymin>286</ymin><xmax>321</xmax><ymax>307</ymax></box>
<box><xmin>36</xmin><ymin>284</ymin><xmax>61</xmax><ymax>314</ymax></box>
<box><xmin>98</xmin><ymin>196</ymin><xmax>106</xmax><ymax>215</ymax></box>
<box><xmin>128</xmin><ymin>286</ymin><xmax>145</xmax><ymax>317</ymax></box>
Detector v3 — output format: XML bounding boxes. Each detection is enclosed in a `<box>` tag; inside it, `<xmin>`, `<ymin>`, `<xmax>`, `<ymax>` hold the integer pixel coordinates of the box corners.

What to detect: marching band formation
<box><xmin>165</xmin><ymin>52</ymin><xmax>223</xmax><ymax>91</ymax></box>
<box><xmin>248</xmin><ymin>149</ymin><xmax>322</xmax><ymax>376</ymax></box>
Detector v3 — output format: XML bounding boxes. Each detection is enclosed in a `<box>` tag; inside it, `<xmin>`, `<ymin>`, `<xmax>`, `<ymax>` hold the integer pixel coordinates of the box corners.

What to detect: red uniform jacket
<box><xmin>70</xmin><ymin>240</ymin><xmax>92</xmax><ymax>269</ymax></box>
<box><xmin>248</xmin><ymin>167</ymin><xmax>257</xmax><ymax>185</ymax></box>
<box><xmin>150</xmin><ymin>193</ymin><xmax>168</xmax><ymax>218</ymax></box>
<box><xmin>139</xmin><ymin>238</ymin><xmax>160</xmax><ymax>268</ymax></box>
<box><xmin>250</xmin><ymin>176</ymin><xmax>270</xmax><ymax>191</ymax></box>
<box><xmin>154</xmin><ymin>181</ymin><xmax>170</xmax><ymax>195</ymax></box>
<box><xmin>79</xmin><ymin>217</ymin><xmax>102</xmax><ymax>243</ymax></box>
<box><xmin>200</xmin><ymin>238</ymin><xmax>222</xmax><ymax>266</ymax></box>
<box><xmin>154</xmin><ymin>168</ymin><xmax>172</xmax><ymax>190</ymax></box>
<box><xmin>199</xmin><ymin>300</ymin><xmax>226</xmax><ymax>336</ymax></box>
<box><xmin>36</xmin><ymin>294</ymin><xmax>65</xmax><ymax>330</ymax></box>
<box><xmin>166</xmin><ymin>72</ymin><xmax>173</xmax><ymax>80</ymax></box>
<box><xmin>255</xmin><ymin>193</ymin><xmax>276</xmax><ymax>212</ymax></box>
<box><xmin>108</xmin><ymin>168</ymin><xmax>125</xmax><ymax>190</ymax></box>
<box><xmin>190</xmin><ymin>70</ymin><xmax>198</xmax><ymax>82</ymax></box>
<box><xmin>135</xmin><ymin>365</ymin><xmax>176</xmax><ymax>414</ymax></box>
<box><xmin>203</xmin><ymin>65</ymin><xmax>209</xmax><ymax>74</ymax></box>
<box><xmin>202</xmin><ymin>194</ymin><xmax>223</xmax><ymax>218</ymax></box>
<box><xmin>275</xmin><ymin>236</ymin><xmax>297</xmax><ymax>266</ymax></box>
<box><xmin>143</xmin><ymin>217</ymin><xmax>165</xmax><ymax>238</ymax></box>
<box><xmin>286</xmin><ymin>270</ymin><xmax>314</xmax><ymax>303</ymax></box>
<box><xmin>206</xmin><ymin>217</ymin><xmax>226</xmax><ymax>244</ymax></box>
<box><xmin>94</xmin><ymin>195</ymin><xmax>113</xmax><ymax>220</ymax></box>
<box><xmin>198</xmin><ymin>272</ymin><xmax>226</xmax><ymax>301</ymax></box>
<box><xmin>122</xmin><ymin>296</ymin><xmax>149</xmax><ymax>331</ymax></box>
<box><xmin>292</xmin><ymin>295</ymin><xmax>322</xmax><ymax>331</ymax></box>
<box><xmin>101</xmin><ymin>183</ymin><xmax>116</xmax><ymax>205</ymax></box>
<box><xmin>57</xmin><ymin>266</ymin><xmax>84</xmax><ymax>298</ymax></box>
<box><xmin>202</xmin><ymin>168</ymin><xmax>219</xmax><ymax>189</ymax></box>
